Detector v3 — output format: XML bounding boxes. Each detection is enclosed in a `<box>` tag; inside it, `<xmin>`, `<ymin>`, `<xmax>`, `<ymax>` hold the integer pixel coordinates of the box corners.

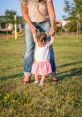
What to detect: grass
<box><xmin>0</xmin><ymin>34</ymin><xmax>82</xmax><ymax>117</ymax></box>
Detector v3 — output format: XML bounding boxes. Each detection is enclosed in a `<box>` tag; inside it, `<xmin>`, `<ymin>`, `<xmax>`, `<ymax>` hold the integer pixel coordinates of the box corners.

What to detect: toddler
<box><xmin>31</xmin><ymin>32</ymin><xmax>55</xmax><ymax>85</ymax></box>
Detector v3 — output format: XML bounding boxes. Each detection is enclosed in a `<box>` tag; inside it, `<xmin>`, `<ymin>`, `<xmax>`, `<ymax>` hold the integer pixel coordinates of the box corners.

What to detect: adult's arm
<box><xmin>47</xmin><ymin>0</ymin><xmax>56</xmax><ymax>35</ymax></box>
<box><xmin>47</xmin><ymin>0</ymin><xmax>56</xmax><ymax>28</ymax></box>
<box><xmin>21</xmin><ymin>0</ymin><xmax>36</xmax><ymax>33</ymax></box>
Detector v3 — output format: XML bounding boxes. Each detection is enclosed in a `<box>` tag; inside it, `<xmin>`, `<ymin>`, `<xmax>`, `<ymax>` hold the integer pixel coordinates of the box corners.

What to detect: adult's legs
<box><xmin>23</xmin><ymin>23</ymin><xmax>35</xmax><ymax>82</ymax></box>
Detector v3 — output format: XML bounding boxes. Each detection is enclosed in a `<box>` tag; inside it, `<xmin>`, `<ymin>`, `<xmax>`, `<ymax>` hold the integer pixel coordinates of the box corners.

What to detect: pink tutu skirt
<box><xmin>31</xmin><ymin>61</ymin><xmax>52</xmax><ymax>75</ymax></box>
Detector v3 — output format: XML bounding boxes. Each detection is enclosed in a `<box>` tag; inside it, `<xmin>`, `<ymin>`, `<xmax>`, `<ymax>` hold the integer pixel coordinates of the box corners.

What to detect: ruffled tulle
<box><xmin>31</xmin><ymin>61</ymin><xmax>52</xmax><ymax>75</ymax></box>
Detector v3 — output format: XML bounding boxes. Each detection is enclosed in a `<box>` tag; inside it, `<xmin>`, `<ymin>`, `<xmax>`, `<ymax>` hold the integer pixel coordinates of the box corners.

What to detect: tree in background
<box><xmin>17</xmin><ymin>16</ymin><xmax>24</xmax><ymax>30</ymax></box>
<box><xmin>5</xmin><ymin>10</ymin><xmax>17</xmax><ymax>39</ymax></box>
<box><xmin>63</xmin><ymin>0</ymin><xmax>82</xmax><ymax>35</ymax></box>
<box><xmin>5</xmin><ymin>10</ymin><xmax>16</xmax><ymax>24</ymax></box>
<box><xmin>5</xmin><ymin>10</ymin><xmax>24</xmax><ymax>39</ymax></box>
<box><xmin>5</xmin><ymin>10</ymin><xmax>24</xmax><ymax>28</ymax></box>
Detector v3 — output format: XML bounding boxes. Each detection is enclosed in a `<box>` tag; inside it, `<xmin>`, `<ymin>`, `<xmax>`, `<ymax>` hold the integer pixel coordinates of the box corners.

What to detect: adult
<box><xmin>21</xmin><ymin>0</ymin><xmax>57</xmax><ymax>84</ymax></box>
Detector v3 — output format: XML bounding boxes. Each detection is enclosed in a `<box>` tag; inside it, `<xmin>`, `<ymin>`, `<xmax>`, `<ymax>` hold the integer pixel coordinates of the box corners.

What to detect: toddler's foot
<box><xmin>39</xmin><ymin>81</ymin><xmax>44</xmax><ymax>86</ymax></box>
<box><xmin>23</xmin><ymin>81</ymin><xmax>29</xmax><ymax>85</ymax></box>
<box><xmin>34</xmin><ymin>80</ymin><xmax>39</xmax><ymax>84</ymax></box>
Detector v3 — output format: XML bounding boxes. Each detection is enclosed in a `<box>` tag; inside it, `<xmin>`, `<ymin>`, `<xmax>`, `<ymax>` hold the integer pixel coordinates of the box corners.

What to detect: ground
<box><xmin>0</xmin><ymin>34</ymin><xmax>82</xmax><ymax>117</ymax></box>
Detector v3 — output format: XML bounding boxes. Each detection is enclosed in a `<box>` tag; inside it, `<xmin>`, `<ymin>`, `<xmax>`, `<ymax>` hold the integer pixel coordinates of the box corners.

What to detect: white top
<box><xmin>35</xmin><ymin>42</ymin><xmax>50</xmax><ymax>62</ymax></box>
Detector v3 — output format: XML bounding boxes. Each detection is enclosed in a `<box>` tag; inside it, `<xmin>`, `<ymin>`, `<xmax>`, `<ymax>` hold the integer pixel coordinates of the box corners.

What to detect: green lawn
<box><xmin>0</xmin><ymin>35</ymin><xmax>82</xmax><ymax>117</ymax></box>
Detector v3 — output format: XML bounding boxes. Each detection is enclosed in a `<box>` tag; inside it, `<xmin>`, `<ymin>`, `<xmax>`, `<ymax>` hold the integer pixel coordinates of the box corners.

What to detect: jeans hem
<box><xmin>50</xmin><ymin>72</ymin><xmax>56</xmax><ymax>77</ymax></box>
<box><xmin>24</xmin><ymin>72</ymin><xmax>31</xmax><ymax>77</ymax></box>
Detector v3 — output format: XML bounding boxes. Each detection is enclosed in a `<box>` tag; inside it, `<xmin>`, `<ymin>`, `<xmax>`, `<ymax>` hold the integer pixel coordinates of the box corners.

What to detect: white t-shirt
<box><xmin>35</xmin><ymin>43</ymin><xmax>50</xmax><ymax>62</ymax></box>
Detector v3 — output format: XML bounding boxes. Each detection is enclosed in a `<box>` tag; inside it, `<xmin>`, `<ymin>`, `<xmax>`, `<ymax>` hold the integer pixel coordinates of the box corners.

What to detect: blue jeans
<box><xmin>24</xmin><ymin>21</ymin><xmax>56</xmax><ymax>77</ymax></box>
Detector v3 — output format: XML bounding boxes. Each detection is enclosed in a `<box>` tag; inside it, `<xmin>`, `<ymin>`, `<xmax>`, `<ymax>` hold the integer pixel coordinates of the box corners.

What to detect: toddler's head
<box><xmin>36</xmin><ymin>32</ymin><xmax>47</xmax><ymax>46</ymax></box>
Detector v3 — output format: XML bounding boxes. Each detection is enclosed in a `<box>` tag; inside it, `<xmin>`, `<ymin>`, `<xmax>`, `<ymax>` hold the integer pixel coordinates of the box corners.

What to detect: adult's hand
<box><xmin>49</xmin><ymin>27</ymin><xmax>55</xmax><ymax>36</ymax></box>
<box><xmin>30</xmin><ymin>24</ymin><xmax>37</xmax><ymax>34</ymax></box>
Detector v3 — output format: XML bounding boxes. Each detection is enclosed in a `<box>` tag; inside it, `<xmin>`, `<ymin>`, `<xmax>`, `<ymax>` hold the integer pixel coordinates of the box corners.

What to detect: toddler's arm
<box><xmin>50</xmin><ymin>36</ymin><xmax>55</xmax><ymax>45</ymax></box>
<box><xmin>33</xmin><ymin>34</ymin><xmax>37</xmax><ymax>43</ymax></box>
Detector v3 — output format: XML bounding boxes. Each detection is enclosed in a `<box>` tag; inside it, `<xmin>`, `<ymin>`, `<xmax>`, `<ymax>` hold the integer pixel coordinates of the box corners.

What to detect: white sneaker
<box><xmin>39</xmin><ymin>82</ymin><xmax>44</xmax><ymax>86</ymax></box>
<box><xmin>34</xmin><ymin>80</ymin><xmax>39</xmax><ymax>84</ymax></box>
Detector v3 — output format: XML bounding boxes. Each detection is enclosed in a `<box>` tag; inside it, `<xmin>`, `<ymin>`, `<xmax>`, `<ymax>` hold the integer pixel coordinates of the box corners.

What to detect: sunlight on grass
<box><xmin>0</xmin><ymin>35</ymin><xmax>82</xmax><ymax>117</ymax></box>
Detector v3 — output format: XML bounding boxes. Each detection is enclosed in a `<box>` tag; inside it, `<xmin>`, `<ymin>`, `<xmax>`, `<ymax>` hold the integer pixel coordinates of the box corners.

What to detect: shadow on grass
<box><xmin>0</xmin><ymin>61</ymin><xmax>82</xmax><ymax>81</ymax></box>
<box><xmin>0</xmin><ymin>64</ymin><xmax>23</xmax><ymax>72</ymax></box>
<box><xmin>58</xmin><ymin>67</ymin><xmax>82</xmax><ymax>80</ymax></box>
<box><xmin>58</xmin><ymin>60</ymin><xmax>82</xmax><ymax>68</ymax></box>
<box><xmin>57</xmin><ymin>61</ymin><xmax>82</xmax><ymax>80</ymax></box>
<box><xmin>0</xmin><ymin>72</ymin><xmax>23</xmax><ymax>81</ymax></box>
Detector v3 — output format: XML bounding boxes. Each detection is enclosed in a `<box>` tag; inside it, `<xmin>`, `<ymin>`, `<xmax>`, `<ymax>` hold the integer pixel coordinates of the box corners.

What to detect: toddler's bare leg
<box><xmin>40</xmin><ymin>75</ymin><xmax>46</xmax><ymax>83</ymax></box>
<box><xmin>35</xmin><ymin>74</ymin><xmax>39</xmax><ymax>81</ymax></box>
